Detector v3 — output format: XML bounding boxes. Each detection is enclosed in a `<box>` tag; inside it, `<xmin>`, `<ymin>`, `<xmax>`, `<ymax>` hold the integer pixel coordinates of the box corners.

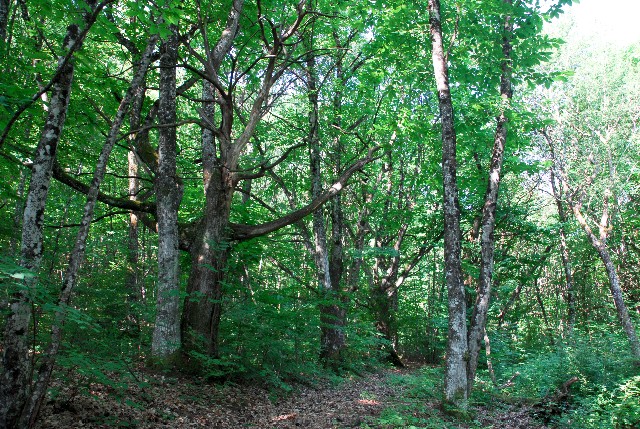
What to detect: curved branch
<box><xmin>230</xmin><ymin>145</ymin><xmax>381</xmax><ymax>241</ymax></box>
<box><xmin>236</xmin><ymin>141</ymin><xmax>305</xmax><ymax>180</ymax></box>
<box><xmin>52</xmin><ymin>160</ymin><xmax>156</xmax><ymax>214</ymax></box>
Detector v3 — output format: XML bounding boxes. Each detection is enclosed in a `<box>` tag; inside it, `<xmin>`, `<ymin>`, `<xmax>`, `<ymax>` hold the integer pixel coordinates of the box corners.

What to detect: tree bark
<box><xmin>0</xmin><ymin>23</ymin><xmax>79</xmax><ymax>429</ymax></box>
<box><xmin>571</xmin><ymin>203</ymin><xmax>640</xmax><ymax>358</ymax></box>
<box><xmin>180</xmin><ymin>0</ymin><xmax>244</xmax><ymax>357</ymax></box>
<box><xmin>152</xmin><ymin>27</ymin><xmax>183</xmax><ymax>359</ymax></box>
<box><xmin>428</xmin><ymin>0</ymin><xmax>468</xmax><ymax>406</ymax></box>
<box><xmin>466</xmin><ymin>0</ymin><xmax>513</xmax><ymax>392</ymax></box>
<box><xmin>19</xmin><ymin>32</ymin><xmax>157</xmax><ymax>428</ymax></box>
<box><xmin>0</xmin><ymin>0</ymin><xmax>9</xmax><ymax>42</ymax></box>
<box><xmin>125</xmin><ymin>116</ymin><xmax>142</xmax><ymax>335</ymax></box>
<box><xmin>547</xmin><ymin>141</ymin><xmax>576</xmax><ymax>332</ymax></box>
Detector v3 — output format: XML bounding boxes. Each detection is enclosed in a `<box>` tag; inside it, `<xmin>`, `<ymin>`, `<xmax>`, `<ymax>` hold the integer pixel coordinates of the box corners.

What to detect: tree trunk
<box><xmin>428</xmin><ymin>0</ymin><xmax>468</xmax><ymax>406</ymax></box>
<box><xmin>19</xmin><ymin>33</ymin><xmax>157</xmax><ymax>428</ymax></box>
<box><xmin>570</xmin><ymin>203</ymin><xmax>640</xmax><ymax>358</ymax></box>
<box><xmin>302</xmin><ymin>12</ymin><xmax>347</xmax><ymax>366</ymax></box>
<box><xmin>182</xmin><ymin>162</ymin><xmax>234</xmax><ymax>357</ymax></box>
<box><xmin>0</xmin><ymin>23</ymin><xmax>78</xmax><ymax>429</ymax></box>
<box><xmin>9</xmin><ymin>168</ymin><xmax>27</xmax><ymax>256</ymax></box>
<box><xmin>373</xmin><ymin>282</ymin><xmax>404</xmax><ymax>367</ymax></box>
<box><xmin>178</xmin><ymin>1</ymin><xmax>244</xmax><ymax>358</ymax></box>
<box><xmin>124</xmin><ymin>43</ymin><xmax>148</xmax><ymax>336</ymax></box>
<box><xmin>466</xmin><ymin>0</ymin><xmax>513</xmax><ymax>392</ymax></box>
<box><xmin>152</xmin><ymin>27</ymin><xmax>182</xmax><ymax>359</ymax></box>
<box><xmin>549</xmin><ymin>152</ymin><xmax>576</xmax><ymax>332</ymax></box>
<box><xmin>0</xmin><ymin>0</ymin><xmax>9</xmax><ymax>41</ymax></box>
<box><xmin>597</xmin><ymin>245</ymin><xmax>640</xmax><ymax>358</ymax></box>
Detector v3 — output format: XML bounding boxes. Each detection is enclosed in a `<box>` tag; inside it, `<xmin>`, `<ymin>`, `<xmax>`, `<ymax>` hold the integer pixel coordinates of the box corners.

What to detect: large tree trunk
<box><xmin>373</xmin><ymin>281</ymin><xmax>403</xmax><ymax>367</ymax></box>
<box><xmin>178</xmin><ymin>1</ymin><xmax>371</xmax><ymax>362</ymax></box>
<box><xmin>428</xmin><ymin>0</ymin><xmax>468</xmax><ymax>406</ymax></box>
<box><xmin>152</xmin><ymin>27</ymin><xmax>183</xmax><ymax>359</ymax></box>
<box><xmin>178</xmin><ymin>1</ymin><xmax>244</xmax><ymax>358</ymax></box>
<box><xmin>466</xmin><ymin>0</ymin><xmax>513</xmax><ymax>392</ymax></box>
<box><xmin>182</xmin><ymin>155</ymin><xmax>234</xmax><ymax>357</ymax></box>
<box><xmin>0</xmin><ymin>0</ymin><xmax>9</xmax><ymax>42</ymax></box>
<box><xmin>0</xmin><ymin>23</ymin><xmax>78</xmax><ymax>429</ymax></box>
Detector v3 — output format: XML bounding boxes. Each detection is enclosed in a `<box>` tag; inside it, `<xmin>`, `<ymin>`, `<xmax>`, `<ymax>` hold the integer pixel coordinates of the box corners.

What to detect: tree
<box><xmin>0</xmin><ymin>3</ymin><xmax>111</xmax><ymax>425</ymax></box>
<box><xmin>537</xmin><ymin>38</ymin><xmax>640</xmax><ymax>359</ymax></box>
<box><xmin>152</xmin><ymin>25</ymin><xmax>182</xmax><ymax>359</ymax></box>
<box><xmin>428</xmin><ymin>0</ymin><xmax>468</xmax><ymax>405</ymax></box>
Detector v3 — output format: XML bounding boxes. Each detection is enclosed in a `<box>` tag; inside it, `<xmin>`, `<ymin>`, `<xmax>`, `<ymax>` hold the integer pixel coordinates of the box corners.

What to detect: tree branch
<box><xmin>231</xmin><ymin>145</ymin><xmax>381</xmax><ymax>240</ymax></box>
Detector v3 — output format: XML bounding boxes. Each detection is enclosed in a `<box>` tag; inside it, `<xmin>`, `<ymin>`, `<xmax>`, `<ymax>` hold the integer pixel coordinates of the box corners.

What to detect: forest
<box><xmin>1</xmin><ymin>0</ymin><xmax>639</xmax><ymax>427</ymax></box>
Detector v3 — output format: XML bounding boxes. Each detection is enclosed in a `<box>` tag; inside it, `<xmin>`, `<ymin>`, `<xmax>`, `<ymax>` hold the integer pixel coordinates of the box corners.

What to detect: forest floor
<box><xmin>36</xmin><ymin>363</ymin><xmax>550</xmax><ymax>429</ymax></box>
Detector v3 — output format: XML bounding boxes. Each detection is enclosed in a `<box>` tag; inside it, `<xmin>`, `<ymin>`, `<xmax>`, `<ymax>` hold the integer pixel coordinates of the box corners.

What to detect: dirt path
<box><xmin>37</xmin><ymin>365</ymin><xmax>547</xmax><ymax>428</ymax></box>
<box><xmin>37</xmin><ymin>367</ymin><xmax>409</xmax><ymax>429</ymax></box>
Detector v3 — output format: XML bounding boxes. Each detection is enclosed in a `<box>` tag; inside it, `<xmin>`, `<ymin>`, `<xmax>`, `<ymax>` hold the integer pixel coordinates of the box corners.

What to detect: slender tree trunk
<box><xmin>549</xmin><ymin>157</ymin><xmax>576</xmax><ymax>331</ymax></box>
<box><xmin>0</xmin><ymin>23</ymin><xmax>79</xmax><ymax>429</ymax></box>
<box><xmin>598</xmin><ymin>246</ymin><xmax>640</xmax><ymax>358</ymax></box>
<box><xmin>466</xmin><ymin>1</ymin><xmax>513</xmax><ymax>392</ymax></box>
<box><xmin>152</xmin><ymin>27</ymin><xmax>183</xmax><ymax>359</ymax></box>
<box><xmin>308</xmin><ymin>52</ymin><xmax>344</xmax><ymax>366</ymax></box>
<box><xmin>325</xmin><ymin>31</ymin><xmax>349</xmax><ymax>366</ymax></box>
<box><xmin>428</xmin><ymin>0</ymin><xmax>467</xmax><ymax>405</ymax></box>
<box><xmin>301</xmin><ymin>11</ymin><xmax>346</xmax><ymax>366</ymax></box>
<box><xmin>19</xmin><ymin>33</ymin><xmax>157</xmax><ymax>428</ymax></box>
<box><xmin>570</xmin><ymin>204</ymin><xmax>640</xmax><ymax>358</ymax></box>
<box><xmin>124</xmin><ymin>49</ymin><xmax>147</xmax><ymax>336</ymax></box>
<box><xmin>125</xmin><ymin>144</ymin><xmax>141</xmax><ymax>333</ymax></box>
<box><xmin>483</xmin><ymin>329</ymin><xmax>497</xmax><ymax>386</ymax></box>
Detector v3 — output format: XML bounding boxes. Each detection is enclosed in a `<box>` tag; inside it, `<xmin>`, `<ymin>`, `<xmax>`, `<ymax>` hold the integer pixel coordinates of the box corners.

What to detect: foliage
<box><xmin>0</xmin><ymin>0</ymin><xmax>638</xmax><ymax>426</ymax></box>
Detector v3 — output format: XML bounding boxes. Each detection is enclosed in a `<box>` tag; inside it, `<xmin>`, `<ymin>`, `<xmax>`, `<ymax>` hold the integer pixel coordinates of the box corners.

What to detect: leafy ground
<box><xmin>36</xmin><ymin>363</ymin><xmax>550</xmax><ymax>429</ymax></box>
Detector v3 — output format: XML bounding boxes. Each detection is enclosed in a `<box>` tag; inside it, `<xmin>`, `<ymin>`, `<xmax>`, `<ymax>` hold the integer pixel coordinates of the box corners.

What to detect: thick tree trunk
<box><xmin>179</xmin><ymin>0</ymin><xmax>243</xmax><ymax>359</ymax></box>
<box><xmin>428</xmin><ymin>0</ymin><xmax>468</xmax><ymax>405</ymax></box>
<box><xmin>152</xmin><ymin>28</ymin><xmax>183</xmax><ymax>359</ymax></box>
<box><xmin>466</xmin><ymin>1</ymin><xmax>513</xmax><ymax>391</ymax></box>
<box><xmin>373</xmin><ymin>283</ymin><xmax>404</xmax><ymax>367</ymax></box>
<box><xmin>0</xmin><ymin>24</ymin><xmax>78</xmax><ymax>429</ymax></box>
<box><xmin>0</xmin><ymin>0</ymin><xmax>9</xmax><ymax>42</ymax></box>
<box><xmin>182</xmin><ymin>165</ymin><xmax>233</xmax><ymax>357</ymax></box>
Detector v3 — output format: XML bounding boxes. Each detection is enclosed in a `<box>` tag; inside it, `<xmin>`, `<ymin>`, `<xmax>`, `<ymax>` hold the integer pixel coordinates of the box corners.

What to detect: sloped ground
<box><xmin>36</xmin><ymin>364</ymin><xmax>549</xmax><ymax>428</ymax></box>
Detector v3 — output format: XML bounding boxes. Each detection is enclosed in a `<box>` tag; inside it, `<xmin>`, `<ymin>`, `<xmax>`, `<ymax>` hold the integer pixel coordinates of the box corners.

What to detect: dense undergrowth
<box><xmin>44</xmin><ymin>317</ymin><xmax>640</xmax><ymax>428</ymax></box>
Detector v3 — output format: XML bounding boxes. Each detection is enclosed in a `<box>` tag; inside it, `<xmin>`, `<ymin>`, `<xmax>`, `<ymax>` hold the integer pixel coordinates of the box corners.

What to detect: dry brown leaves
<box><xmin>36</xmin><ymin>367</ymin><xmax>407</xmax><ymax>429</ymax></box>
<box><xmin>35</xmin><ymin>365</ymin><xmax>550</xmax><ymax>429</ymax></box>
